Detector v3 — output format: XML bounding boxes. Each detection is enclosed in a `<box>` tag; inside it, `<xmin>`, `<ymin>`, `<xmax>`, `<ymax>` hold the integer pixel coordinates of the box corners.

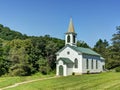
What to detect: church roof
<box><xmin>67</xmin><ymin>18</ymin><xmax>75</xmax><ymax>33</ymax></box>
<box><xmin>70</xmin><ymin>45</ymin><xmax>100</xmax><ymax>56</ymax></box>
<box><xmin>56</xmin><ymin>44</ymin><xmax>100</xmax><ymax>56</ymax></box>
<box><xmin>56</xmin><ymin>57</ymin><xmax>74</xmax><ymax>64</ymax></box>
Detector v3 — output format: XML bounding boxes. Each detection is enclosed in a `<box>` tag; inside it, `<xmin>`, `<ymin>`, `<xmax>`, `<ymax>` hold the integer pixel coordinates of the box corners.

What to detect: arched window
<box><xmin>67</xmin><ymin>35</ymin><xmax>70</xmax><ymax>43</ymax></box>
<box><xmin>75</xmin><ymin>58</ymin><xmax>78</xmax><ymax>68</ymax></box>
<box><xmin>73</xmin><ymin>35</ymin><xmax>76</xmax><ymax>43</ymax></box>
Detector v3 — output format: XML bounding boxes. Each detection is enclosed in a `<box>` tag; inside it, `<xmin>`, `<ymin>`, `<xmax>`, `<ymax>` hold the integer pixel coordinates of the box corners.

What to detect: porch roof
<box><xmin>56</xmin><ymin>57</ymin><xmax>74</xmax><ymax>64</ymax></box>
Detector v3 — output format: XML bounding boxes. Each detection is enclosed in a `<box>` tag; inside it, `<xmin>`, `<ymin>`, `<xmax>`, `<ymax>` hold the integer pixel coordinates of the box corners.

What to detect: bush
<box><xmin>39</xmin><ymin>67</ymin><xmax>47</xmax><ymax>75</ymax></box>
<box><xmin>72</xmin><ymin>72</ymin><xmax>75</xmax><ymax>75</ymax></box>
<box><xmin>11</xmin><ymin>68</ymin><xmax>26</xmax><ymax>76</ymax></box>
<box><xmin>115</xmin><ymin>67</ymin><xmax>120</xmax><ymax>72</ymax></box>
<box><xmin>87</xmin><ymin>70</ymin><xmax>90</xmax><ymax>74</ymax></box>
<box><xmin>9</xmin><ymin>64</ymin><xmax>32</xmax><ymax>76</ymax></box>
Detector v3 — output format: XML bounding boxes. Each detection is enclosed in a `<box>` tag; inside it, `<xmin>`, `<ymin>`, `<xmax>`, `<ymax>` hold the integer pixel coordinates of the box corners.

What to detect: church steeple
<box><xmin>68</xmin><ymin>18</ymin><xmax>75</xmax><ymax>33</ymax></box>
<box><xmin>65</xmin><ymin>18</ymin><xmax>77</xmax><ymax>46</ymax></box>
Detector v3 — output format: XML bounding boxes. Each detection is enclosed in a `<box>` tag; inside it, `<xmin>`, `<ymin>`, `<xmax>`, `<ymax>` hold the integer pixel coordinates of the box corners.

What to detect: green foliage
<box><xmin>87</xmin><ymin>70</ymin><xmax>90</xmax><ymax>74</ymax></box>
<box><xmin>0</xmin><ymin>39</ymin><xmax>10</xmax><ymax>76</ymax></box>
<box><xmin>115</xmin><ymin>67</ymin><xmax>120</xmax><ymax>72</ymax></box>
<box><xmin>0</xmin><ymin>24</ymin><xmax>28</xmax><ymax>40</ymax></box>
<box><xmin>93</xmin><ymin>39</ymin><xmax>109</xmax><ymax>56</ymax></box>
<box><xmin>0</xmin><ymin>58</ymin><xmax>10</xmax><ymax>76</ymax></box>
<box><xmin>7</xmin><ymin>39</ymin><xmax>35</xmax><ymax>76</ymax></box>
<box><xmin>72</xmin><ymin>72</ymin><xmax>75</xmax><ymax>75</ymax></box>
<box><xmin>0</xmin><ymin>38</ymin><xmax>3</xmax><ymax>55</ymax></box>
<box><xmin>37</xmin><ymin>58</ymin><xmax>50</xmax><ymax>75</ymax></box>
<box><xmin>77</xmin><ymin>40</ymin><xmax>90</xmax><ymax>48</ymax></box>
<box><xmin>93</xmin><ymin>39</ymin><xmax>110</xmax><ymax>69</ymax></box>
<box><xmin>94</xmin><ymin>26</ymin><xmax>120</xmax><ymax>69</ymax></box>
<box><xmin>0</xmin><ymin>33</ymin><xmax>64</xmax><ymax>76</ymax></box>
<box><xmin>107</xmin><ymin>26</ymin><xmax>120</xmax><ymax>69</ymax></box>
<box><xmin>9</xmin><ymin>64</ymin><xmax>32</xmax><ymax>76</ymax></box>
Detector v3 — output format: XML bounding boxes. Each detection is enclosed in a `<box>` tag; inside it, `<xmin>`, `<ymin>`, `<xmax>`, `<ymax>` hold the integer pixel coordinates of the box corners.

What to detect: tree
<box><xmin>0</xmin><ymin>24</ymin><xmax>28</xmax><ymax>40</ymax></box>
<box><xmin>0</xmin><ymin>39</ymin><xmax>3</xmax><ymax>56</ymax></box>
<box><xmin>8</xmin><ymin>39</ymin><xmax>33</xmax><ymax>76</ymax></box>
<box><xmin>0</xmin><ymin>39</ymin><xmax>10</xmax><ymax>76</ymax></box>
<box><xmin>108</xmin><ymin>26</ymin><xmax>120</xmax><ymax>69</ymax></box>
<box><xmin>93</xmin><ymin>39</ymin><xmax>109</xmax><ymax>54</ymax></box>
<box><xmin>93</xmin><ymin>39</ymin><xmax>110</xmax><ymax>69</ymax></box>
<box><xmin>37</xmin><ymin>57</ymin><xmax>49</xmax><ymax>75</ymax></box>
<box><xmin>45</xmin><ymin>41</ymin><xmax>59</xmax><ymax>70</ymax></box>
<box><xmin>77</xmin><ymin>40</ymin><xmax>90</xmax><ymax>48</ymax></box>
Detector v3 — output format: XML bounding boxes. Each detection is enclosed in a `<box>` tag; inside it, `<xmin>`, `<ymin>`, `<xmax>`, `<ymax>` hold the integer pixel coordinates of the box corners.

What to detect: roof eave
<box><xmin>82</xmin><ymin>53</ymin><xmax>100</xmax><ymax>56</ymax></box>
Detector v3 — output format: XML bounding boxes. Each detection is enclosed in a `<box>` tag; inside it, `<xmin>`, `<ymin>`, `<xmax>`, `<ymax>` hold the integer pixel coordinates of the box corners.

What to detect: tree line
<box><xmin>93</xmin><ymin>26</ymin><xmax>120</xmax><ymax>69</ymax></box>
<box><xmin>0</xmin><ymin>24</ymin><xmax>120</xmax><ymax>76</ymax></box>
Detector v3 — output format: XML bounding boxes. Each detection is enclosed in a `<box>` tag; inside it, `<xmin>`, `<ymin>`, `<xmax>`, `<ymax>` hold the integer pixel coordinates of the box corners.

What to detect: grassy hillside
<box><xmin>1</xmin><ymin>72</ymin><xmax>120</xmax><ymax>90</ymax></box>
<box><xmin>0</xmin><ymin>73</ymin><xmax>54</xmax><ymax>88</ymax></box>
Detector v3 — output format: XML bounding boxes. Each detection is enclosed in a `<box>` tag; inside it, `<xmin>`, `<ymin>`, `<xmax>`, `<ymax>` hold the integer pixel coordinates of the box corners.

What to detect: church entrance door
<box><xmin>59</xmin><ymin>65</ymin><xmax>63</xmax><ymax>76</ymax></box>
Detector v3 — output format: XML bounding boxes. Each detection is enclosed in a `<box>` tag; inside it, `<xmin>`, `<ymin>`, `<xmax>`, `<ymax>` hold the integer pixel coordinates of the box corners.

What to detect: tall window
<box><xmin>73</xmin><ymin>35</ymin><xmax>75</xmax><ymax>43</ymax></box>
<box><xmin>91</xmin><ymin>59</ymin><xmax>93</xmax><ymax>69</ymax></box>
<box><xmin>86</xmin><ymin>59</ymin><xmax>89</xmax><ymax>69</ymax></box>
<box><xmin>96</xmin><ymin>60</ymin><xmax>98</xmax><ymax>69</ymax></box>
<box><xmin>75</xmin><ymin>58</ymin><xmax>78</xmax><ymax>68</ymax></box>
<box><xmin>67</xmin><ymin>35</ymin><xmax>70</xmax><ymax>43</ymax></box>
<box><xmin>102</xmin><ymin>65</ymin><xmax>105</xmax><ymax>70</ymax></box>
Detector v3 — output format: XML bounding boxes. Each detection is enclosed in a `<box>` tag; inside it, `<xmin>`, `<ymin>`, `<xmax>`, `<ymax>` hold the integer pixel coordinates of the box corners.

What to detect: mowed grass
<box><xmin>3</xmin><ymin>72</ymin><xmax>120</xmax><ymax>90</ymax></box>
<box><xmin>0</xmin><ymin>73</ymin><xmax>54</xmax><ymax>88</ymax></box>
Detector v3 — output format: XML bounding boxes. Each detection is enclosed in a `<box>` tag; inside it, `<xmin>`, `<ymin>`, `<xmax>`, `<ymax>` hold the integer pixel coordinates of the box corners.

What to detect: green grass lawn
<box><xmin>0</xmin><ymin>73</ymin><xmax>54</xmax><ymax>88</ymax></box>
<box><xmin>1</xmin><ymin>72</ymin><xmax>120</xmax><ymax>90</ymax></box>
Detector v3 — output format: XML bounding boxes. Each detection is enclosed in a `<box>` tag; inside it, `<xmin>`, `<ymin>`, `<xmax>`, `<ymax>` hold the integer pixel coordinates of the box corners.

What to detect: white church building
<box><xmin>56</xmin><ymin>18</ymin><xmax>105</xmax><ymax>76</ymax></box>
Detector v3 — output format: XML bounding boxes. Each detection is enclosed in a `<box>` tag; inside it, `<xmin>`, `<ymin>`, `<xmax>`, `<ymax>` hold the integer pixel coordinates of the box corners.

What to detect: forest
<box><xmin>0</xmin><ymin>24</ymin><xmax>120</xmax><ymax>76</ymax></box>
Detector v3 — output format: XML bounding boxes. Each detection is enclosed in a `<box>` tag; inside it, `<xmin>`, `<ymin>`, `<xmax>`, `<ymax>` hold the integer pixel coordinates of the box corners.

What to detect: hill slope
<box><xmin>0</xmin><ymin>24</ymin><xmax>28</xmax><ymax>40</ymax></box>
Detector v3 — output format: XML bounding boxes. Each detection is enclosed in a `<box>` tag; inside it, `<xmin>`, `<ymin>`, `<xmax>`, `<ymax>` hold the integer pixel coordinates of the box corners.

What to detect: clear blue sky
<box><xmin>0</xmin><ymin>0</ymin><xmax>120</xmax><ymax>47</ymax></box>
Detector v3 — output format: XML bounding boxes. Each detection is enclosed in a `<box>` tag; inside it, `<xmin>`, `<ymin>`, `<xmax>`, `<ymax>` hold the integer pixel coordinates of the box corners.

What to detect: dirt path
<box><xmin>0</xmin><ymin>76</ymin><xmax>58</xmax><ymax>90</ymax></box>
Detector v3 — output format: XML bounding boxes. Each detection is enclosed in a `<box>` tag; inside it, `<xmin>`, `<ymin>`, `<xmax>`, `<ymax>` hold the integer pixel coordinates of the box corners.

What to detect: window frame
<box><xmin>67</xmin><ymin>35</ymin><xmax>70</xmax><ymax>43</ymax></box>
<box><xmin>86</xmin><ymin>59</ymin><xmax>89</xmax><ymax>69</ymax></box>
<box><xmin>74</xmin><ymin>58</ymin><xmax>78</xmax><ymax>68</ymax></box>
<box><xmin>91</xmin><ymin>59</ymin><xmax>93</xmax><ymax>69</ymax></box>
<box><xmin>73</xmin><ymin>35</ymin><xmax>76</xmax><ymax>43</ymax></box>
<box><xmin>96</xmin><ymin>60</ymin><xmax>98</xmax><ymax>69</ymax></box>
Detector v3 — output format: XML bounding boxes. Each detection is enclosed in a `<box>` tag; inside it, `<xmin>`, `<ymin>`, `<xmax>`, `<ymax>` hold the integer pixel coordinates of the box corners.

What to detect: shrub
<box><xmin>115</xmin><ymin>67</ymin><xmax>120</xmax><ymax>72</ymax></box>
<box><xmin>39</xmin><ymin>66</ymin><xmax>47</xmax><ymax>75</ymax></box>
<box><xmin>72</xmin><ymin>72</ymin><xmax>75</xmax><ymax>75</ymax></box>
<box><xmin>9</xmin><ymin>64</ymin><xmax>32</xmax><ymax>76</ymax></box>
<box><xmin>11</xmin><ymin>68</ymin><xmax>26</xmax><ymax>76</ymax></box>
<box><xmin>87</xmin><ymin>70</ymin><xmax>90</xmax><ymax>74</ymax></box>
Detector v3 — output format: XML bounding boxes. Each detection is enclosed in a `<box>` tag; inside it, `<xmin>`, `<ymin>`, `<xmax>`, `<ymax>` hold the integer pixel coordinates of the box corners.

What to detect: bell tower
<box><xmin>65</xmin><ymin>18</ymin><xmax>77</xmax><ymax>46</ymax></box>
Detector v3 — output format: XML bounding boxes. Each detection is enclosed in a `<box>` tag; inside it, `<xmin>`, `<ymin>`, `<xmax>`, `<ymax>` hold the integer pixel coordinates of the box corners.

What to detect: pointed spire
<box><xmin>67</xmin><ymin>18</ymin><xmax>75</xmax><ymax>33</ymax></box>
